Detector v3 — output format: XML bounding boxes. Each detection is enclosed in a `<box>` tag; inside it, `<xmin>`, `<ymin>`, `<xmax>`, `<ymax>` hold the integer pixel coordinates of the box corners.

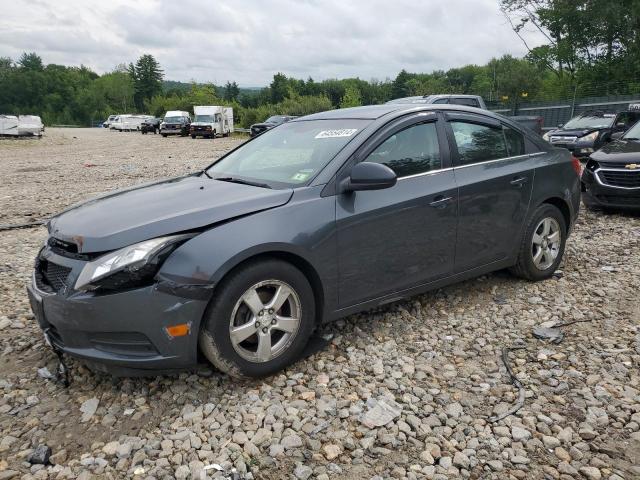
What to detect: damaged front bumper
<box><xmin>27</xmin><ymin>250</ymin><xmax>213</xmax><ymax>376</ymax></box>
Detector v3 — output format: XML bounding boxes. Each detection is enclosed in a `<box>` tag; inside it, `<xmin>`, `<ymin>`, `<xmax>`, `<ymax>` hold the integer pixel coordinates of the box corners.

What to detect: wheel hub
<box><xmin>229</xmin><ymin>280</ymin><xmax>302</xmax><ymax>363</ymax></box>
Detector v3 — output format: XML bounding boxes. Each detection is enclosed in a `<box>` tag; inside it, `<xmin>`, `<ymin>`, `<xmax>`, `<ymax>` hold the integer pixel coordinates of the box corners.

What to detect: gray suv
<box><xmin>28</xmin><ymin>104</ymin><xmax>580</xmax><ymax>377</ymax></box>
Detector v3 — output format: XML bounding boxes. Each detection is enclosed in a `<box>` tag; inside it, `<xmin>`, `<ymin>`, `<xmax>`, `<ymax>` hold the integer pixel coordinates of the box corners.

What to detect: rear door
<box><xmin>336</xmin><ymin>113</ymin><xmax>458</xmax><ymax>307</ymax></box>
<box><xmin>445</xmin><ymin>113</ymin><xmax>534</xmax><ymax>272</ymax></box>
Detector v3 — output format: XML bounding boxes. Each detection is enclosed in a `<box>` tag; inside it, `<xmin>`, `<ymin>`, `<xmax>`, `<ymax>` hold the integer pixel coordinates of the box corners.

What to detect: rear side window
<box><xmin>365</xmin><ymin>122</ymin><xmax>441</xmax><ymax>177</ymax></box>
<box><xmin>432</xmin><ymin>98</ymin><xmax>449</xmax><ymax>104</ymax></box>
<box><xmin>503</xmin><ymin>126</ymin><xmax>525</xmax><ymax>156</ymax></box>
<box><xmin>451</xmin><ymin>98</ymin><xmax>479</xmax><ymax>108</ymax></box>
<box><xmin>450</xmin><ymin>121</ymin><xmax>508</xmax><ymax>165</ymax></box>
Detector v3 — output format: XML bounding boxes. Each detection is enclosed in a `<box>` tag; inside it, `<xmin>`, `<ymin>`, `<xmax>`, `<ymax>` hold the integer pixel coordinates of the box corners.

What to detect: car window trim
<box><xmin>360</xmin><ymin>118</ymin><xmax>446</xmax><ymax>180</ymax></box>
<box><xmin>320</xmin><ymin>112</ymin><xmax>451</xmax><ymax>196</ymax></box>
<box><xmin>453</xmin><ymin>152</ymin><xmax>541</xmax><ymax>170</ymax></box>
<box><xmin>445</xmin><ymin>114</ymin><xmax>520</xmax><ymax>167</ymax></box>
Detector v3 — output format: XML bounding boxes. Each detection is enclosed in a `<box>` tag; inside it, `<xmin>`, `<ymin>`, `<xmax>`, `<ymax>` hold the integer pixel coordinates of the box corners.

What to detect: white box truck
<box><xmin>190</xmin><ymin>106</ymin><xmax>234</xmax><ymax>139</ymax></box>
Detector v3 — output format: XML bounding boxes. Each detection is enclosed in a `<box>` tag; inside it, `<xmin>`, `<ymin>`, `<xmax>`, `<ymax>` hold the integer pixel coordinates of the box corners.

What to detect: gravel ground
<box><xmin>0</xmin><ymin>128</ymin><xmax>639</xmax><ymax>480</ymax></box>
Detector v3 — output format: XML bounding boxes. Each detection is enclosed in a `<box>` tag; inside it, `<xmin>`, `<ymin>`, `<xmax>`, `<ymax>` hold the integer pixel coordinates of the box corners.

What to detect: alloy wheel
<box><xmin>229</xmin><ymin>280</ymin><xmax>301</xmax><ymax>363</ymax></box>
<box><xmin>531</xmin><ymin>217</ymin><xmax>561</xmax><ymax>270</ymax></box>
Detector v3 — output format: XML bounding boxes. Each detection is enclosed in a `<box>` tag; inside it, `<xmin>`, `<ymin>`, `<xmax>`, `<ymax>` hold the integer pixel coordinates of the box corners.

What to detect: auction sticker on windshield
<box><xmin>315</xmin><ymin>129</ymin><xmax>358</xmax><ymax>139</ymax></box>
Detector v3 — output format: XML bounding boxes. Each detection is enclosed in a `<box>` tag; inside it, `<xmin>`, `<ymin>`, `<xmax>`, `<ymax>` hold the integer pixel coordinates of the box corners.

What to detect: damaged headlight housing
<box><xmin>75</xmin><ymin>234</ymin><xmax>192</xmax><ymax>292</ymax></box>
<box><xmin>579</xmin><ymin>131</ymin><xmax>599</xmax><ymax>143</ymax></box>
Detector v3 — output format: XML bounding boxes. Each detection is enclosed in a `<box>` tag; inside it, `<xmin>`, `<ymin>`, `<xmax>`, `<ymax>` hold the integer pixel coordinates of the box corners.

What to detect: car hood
<box><xmin>547</xmin><ymin>127</ymin><xmax>604</xmax><ymax>138</ymax></box>
<box><xmin>48</xmin><ymin>175</ymin><xmax>293</xmax><ymax>253</ymax></box>
<box><xmin>591</xmin><ymin>139</ymin><xmax>640</xmax><ymax>165</ymax></box>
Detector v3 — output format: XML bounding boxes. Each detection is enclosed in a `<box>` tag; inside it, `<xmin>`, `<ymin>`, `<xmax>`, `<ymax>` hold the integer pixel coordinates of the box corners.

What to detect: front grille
<box><xmin>550</xmin><ymin>136</ymin><xmax>577</xmax><ymax>144</ymax></box>
<box><xmin>36</xmin><ymin>259</ymin><xmax>72</xmax><ymax>293</ymax></box>
<box><xmin>598</xmin><ymin>169</ymin><xmax>640</xmax><ymax>188</ymax></box>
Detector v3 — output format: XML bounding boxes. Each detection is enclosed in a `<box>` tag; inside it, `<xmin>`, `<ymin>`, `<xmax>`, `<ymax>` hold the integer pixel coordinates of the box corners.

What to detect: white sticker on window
<box><xmin>315</xmin><ymin>129</ymin><xmax>358</xmax><ymax>139</ymax></box>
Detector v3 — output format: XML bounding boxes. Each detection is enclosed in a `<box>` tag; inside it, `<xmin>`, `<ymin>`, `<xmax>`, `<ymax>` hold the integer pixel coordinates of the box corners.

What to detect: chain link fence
<box><xmin>488</xmin><ymin>91</ymin><xmax>640</xmax><ymax>130</ymax></box>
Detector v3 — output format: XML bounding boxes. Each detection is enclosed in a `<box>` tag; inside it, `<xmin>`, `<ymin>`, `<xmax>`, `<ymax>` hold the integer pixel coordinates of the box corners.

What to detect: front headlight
<box><xmin>580</xmin><ymin>131</ymin><xmax>599</xmax><ymax>143</ymax></box>
<box><xmin>542</xmin><ymin>132</ymin><xmax>550</xmax><ymax>142</ymax></box>
<box><xmin>160</xmin><ymin>122</ymin><xmax>166</xmax><ymax>128</ymax></box>
<box><xmin>75</xmin><ymin>234</ymin><xmax>192</xmax><ymax>291</ymax></box>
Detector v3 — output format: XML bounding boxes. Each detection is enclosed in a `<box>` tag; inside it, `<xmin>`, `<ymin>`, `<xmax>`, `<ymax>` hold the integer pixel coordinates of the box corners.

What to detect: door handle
<box><xmin>510</xmin><ymin>176</ymin><xmax>528</xmax><ymax>187</ymax></box>
<box><xmin>429</xmin><ymin>196</ymin><xmax>453</xmax><ymax>208</ymax></box>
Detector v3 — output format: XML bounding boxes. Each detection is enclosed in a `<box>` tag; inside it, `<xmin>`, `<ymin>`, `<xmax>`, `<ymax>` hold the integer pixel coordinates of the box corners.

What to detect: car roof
<box><xmin>295</xmin><ymin>103</ymin><xmax>502</xmax><ymax>121</ymax></box>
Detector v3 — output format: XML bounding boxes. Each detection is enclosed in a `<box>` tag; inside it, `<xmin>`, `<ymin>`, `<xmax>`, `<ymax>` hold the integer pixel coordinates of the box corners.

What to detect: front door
<box><xmin>444</xmin><ymin>113</ymin><xmax>534</xmax><ymax>272</ymax></box>
<box><xmin>336</xmin><ymin>116</ymin><xmax>458</xmax><ymax>307</ymax></box>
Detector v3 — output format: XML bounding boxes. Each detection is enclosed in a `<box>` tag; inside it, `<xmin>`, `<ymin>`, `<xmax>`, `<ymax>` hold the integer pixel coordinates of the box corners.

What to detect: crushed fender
<box><xmin>155</xmin><ymin>280</ymin><xmax>215</xmax><ymax>300</ymax></box>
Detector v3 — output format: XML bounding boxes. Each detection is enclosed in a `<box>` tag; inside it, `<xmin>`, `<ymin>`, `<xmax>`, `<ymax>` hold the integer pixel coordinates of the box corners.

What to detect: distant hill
<box><xmin>163</xmin><ymin>80</ymin><xmax>264</xmax><ymax>96</ymax></box>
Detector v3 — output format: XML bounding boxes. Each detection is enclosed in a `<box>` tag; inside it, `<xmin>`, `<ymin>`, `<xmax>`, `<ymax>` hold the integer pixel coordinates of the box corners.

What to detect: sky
<box><xmin>0</xmin><ymin>0</ymin><xmax>546</xmax><ymax>87</ymax></box>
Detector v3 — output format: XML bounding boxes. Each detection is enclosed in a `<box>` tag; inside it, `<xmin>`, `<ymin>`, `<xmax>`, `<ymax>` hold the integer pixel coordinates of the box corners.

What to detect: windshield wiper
<box><xmin>201</xmin><ymin>169</ymin><xmax>212</xmax><ymax>179</ymax></box>
<box><xmin>623</xmin><ymin>137</ymin><xmax>640</xmax><ymax>140</ymax></box>
<box><xmin>215</xmin><ymin>177</ymin><xmax>272</xmax><ymax>189</ymax></box>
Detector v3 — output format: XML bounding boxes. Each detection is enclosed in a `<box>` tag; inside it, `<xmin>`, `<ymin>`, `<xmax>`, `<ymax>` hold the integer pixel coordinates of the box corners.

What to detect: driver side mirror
<box><xmin>341</xmin><ymin>162</ymin><xmax>397</xmax><ymax>192</ymax></box>
<box><xmin>611</xmin><ymin>131</ymin><xmax>624</xmax><ymax>140</ymax></box>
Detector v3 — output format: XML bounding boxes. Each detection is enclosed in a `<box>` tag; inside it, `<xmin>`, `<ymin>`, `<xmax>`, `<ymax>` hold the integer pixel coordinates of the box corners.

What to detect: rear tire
<box><xmin>510</xmin><ymin>203</ymin><xmax>567</xmax><ymax>281</ymax></box>
<box><xmin>199</xmin><ymin>259</ymin><xmax>315</xmax><ymax>378</ymax></box>
<box><xmin>162</xmin><ymin>134</ymin><xmax>167</xmax><ymax>137</ymax></box>
<box><xmin>191</xmin><ymin>134</ymin><xmax>196</xmax><ymax>139</ymax></box>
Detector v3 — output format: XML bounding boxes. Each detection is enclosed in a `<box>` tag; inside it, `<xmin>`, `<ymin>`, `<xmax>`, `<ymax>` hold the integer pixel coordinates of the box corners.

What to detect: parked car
<box><xmin>191</xmin><ymin>106</ymin><xmax>234</xmax><ymax>138</ymax></box>
<box><xmin>141</xmin><ymin>117</ymin><xmax>161</xmax><ymax>134</ymax></box>
<box><xmin>543</xmin><ymin>107</ymin><xmax>640</xmax><ymax>158</ymax></box>
<box><xmin>111</xmin><ymin>114</ymin><xmax>151</xmax><ymax>132</ymax></box>
<box><xmin>250</xmin><ymin>115</ymin><xmax>297</xmax><ymax>137</ymax></box>
<box><xmin>581</xmin><ymin>120</ymin><xmax>640</xmax><ymax>210</ymax></box>
<box><xmin>160</xmin><ymin>111</ymin><xmax>191</xmax><ymax>137</ymax></box>
<box><xmin>103</xmin><ymin>115</ymin><xmax>117</xmax><ymax>129</ymax></box>
<box><xmin>386</xmin><ymin>94</ymin><xmax>487</xmax><ymax>109</ymax></box>
<box><xmin>28</xmin><ymin>104</ymin><xmax>580</xmax><ymax>378</ymax></box>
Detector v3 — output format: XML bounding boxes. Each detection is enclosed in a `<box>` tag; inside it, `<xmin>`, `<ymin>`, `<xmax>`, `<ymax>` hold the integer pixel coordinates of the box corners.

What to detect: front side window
<box><xmin>503</xmin><ymin>126</ymin><xmax>525</xmax><ymax>156</ymax></box>
<box><xmin>207</xmin><ymin>119</ymin><xmax>369</xmax><ymax>188</ymax></box>
<box><xmin>451</xmin><ymin>121</ymin><xmax>508</xmax><ymax>165</ymax></box>
<box><xmin>365</xmin><ymin>122</ymin><xmax>441</xmax><ymax>177</ymax></box>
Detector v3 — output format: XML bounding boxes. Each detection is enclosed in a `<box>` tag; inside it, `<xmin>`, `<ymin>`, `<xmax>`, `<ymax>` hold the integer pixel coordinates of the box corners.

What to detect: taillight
<box><xmin>571</xmin><ymin>156</ymin><xmax>583</xmax><ymax>176</ymax></box>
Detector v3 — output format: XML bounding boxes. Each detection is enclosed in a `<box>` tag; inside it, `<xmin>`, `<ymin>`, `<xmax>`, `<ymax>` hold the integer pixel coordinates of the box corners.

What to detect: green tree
<box><xmin>391</xmin><ymin>69</ymin><xmax>413</xmax><ymax>99</ymax></box>
<box><xmin>224</xmin><ymin>81</ymin><xmax>240</xmax><ymax>101</ymax></box>
<box><xmin>130</xmin><ymin>54</ymin><xmax>164</xmax><ymax>110</ymax></box>
<box><xmin>18</xmin><ymin>52</ymin><xmax>43</xmax><ymax>70</ymax></box>
<box><xmin>339</xmin><ymin>85</ymin><xmax>362</xmax><ymax>108</ymax></box>
<box><xmin>489</xmin><ymin>55</ymin><xmax>542</xmax><ymax>110</ymax></box>
<box><xmin>270</xmin><ymin>73</ymin><xmax>289</xmax><ymax>103</ymax></box>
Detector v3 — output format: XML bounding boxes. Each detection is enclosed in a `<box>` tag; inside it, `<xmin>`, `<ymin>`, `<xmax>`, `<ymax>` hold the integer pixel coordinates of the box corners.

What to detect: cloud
<box><xmin>0</xmin><ymin>0</ymin><xmax>546</xmax><ymax>86</ymax></box>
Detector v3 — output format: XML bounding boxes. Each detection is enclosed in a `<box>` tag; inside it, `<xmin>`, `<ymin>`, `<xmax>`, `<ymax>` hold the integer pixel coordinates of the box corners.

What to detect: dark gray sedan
<box><xmin>28</xmin><ymin>104</ymin><xmax>581</xmax><ymax>377</ymax></box>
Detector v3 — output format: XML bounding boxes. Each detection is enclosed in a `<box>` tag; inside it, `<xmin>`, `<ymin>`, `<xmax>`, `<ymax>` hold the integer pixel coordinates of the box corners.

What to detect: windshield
<box><xmin>164</xmin><ymin>116</ymin><xmax>186</xmax><ymax>123</ymax></box>
<box><xmin>623</xmin><ymin>122</ymin><xmax>640</xmax><ymax>139</ymax></box>
<box><xmin>563</xmin><ymin>115</ymin><xmax>615</xmax><ymax>130</ymax></box>
<box><xmin>265</xmin><ymin>116</ymin><xmax>285</xmax><ymax>124</ymax></box>
<box><xmin>195</xmin><ymin>115</ymin><xmax>215</xmax><ymax>122</ymax></box>
<box><xmin>206</xmin><ymin>119</ymin><xmax>369</xmax><ymax>188</ymax></box>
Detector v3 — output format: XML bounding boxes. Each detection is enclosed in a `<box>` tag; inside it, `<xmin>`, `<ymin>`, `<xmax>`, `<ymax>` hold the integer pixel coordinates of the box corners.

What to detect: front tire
<box><xmin>511</xmin><ymin>204</ymin><xmax>567</xmax><ymax>281</ymax></box>
<box><xmin>199</xmin><ymin>259</ymin><xmax>315</xmax><ymax>378</ymax></box>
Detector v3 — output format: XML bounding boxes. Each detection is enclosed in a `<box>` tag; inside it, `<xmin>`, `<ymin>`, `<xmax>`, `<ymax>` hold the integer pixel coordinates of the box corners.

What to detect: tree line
<box><xmin>1</xmin><ymin>1</ymin><xmax>639</xmax><ymax>128</ymax></box>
